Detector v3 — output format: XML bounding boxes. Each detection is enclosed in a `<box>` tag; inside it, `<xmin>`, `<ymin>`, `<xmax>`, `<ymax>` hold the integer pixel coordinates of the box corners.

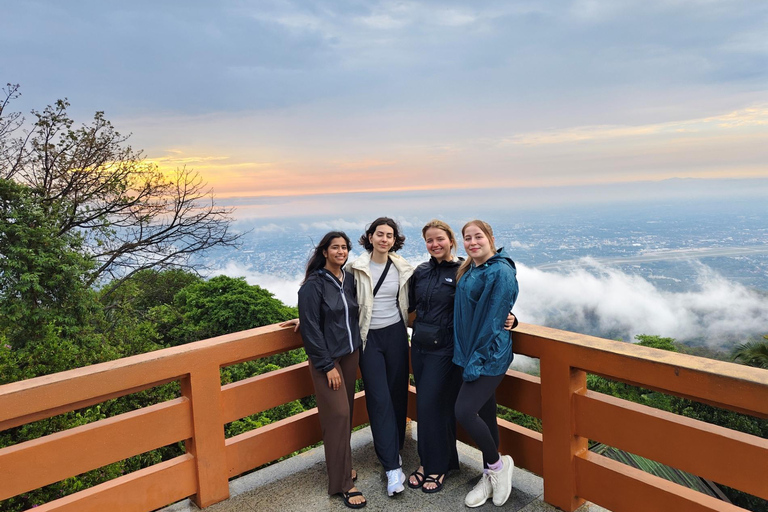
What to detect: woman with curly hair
<box><xmin>346</xmin><ymin>217</ymin><xmax>414</xmax><ymax>497</ymax></box>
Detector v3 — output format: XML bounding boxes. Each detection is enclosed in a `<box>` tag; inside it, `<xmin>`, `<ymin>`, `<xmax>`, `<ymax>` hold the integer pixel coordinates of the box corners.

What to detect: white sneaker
<box><xmin>386</xmin><ymin>468</ymin><xmax>405</xmax><ymax>496</ymax></box>
<box><xmin>464</xmin><ymin>472</ymin><xmax>493</xmax><ymax>508</ymax></box>
<box><xmin>489</xmin><ymin>455</ymin><xmax>514</xmax><ymax>506</ymax></box>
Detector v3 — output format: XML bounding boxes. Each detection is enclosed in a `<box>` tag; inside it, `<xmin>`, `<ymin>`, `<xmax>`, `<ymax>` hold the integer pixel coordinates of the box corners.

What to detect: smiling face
<box><xmin>368</xmin><ymin>223</ymin><xmax>395</xmax><ymax>257</ymax></box>
<box><xmin>323</xmin><ymin>236</ymin><xmax>349</xmax><ymax>270</ymax></box>
<box><xmin>463</xmin><ymin>223</ymin><xmax>494</xmax><ymax>265</ymax></box>
<box><xmin>424</xmin><ymin>226</ymin><xmax>453</xmax><ymax>262</ymax></box>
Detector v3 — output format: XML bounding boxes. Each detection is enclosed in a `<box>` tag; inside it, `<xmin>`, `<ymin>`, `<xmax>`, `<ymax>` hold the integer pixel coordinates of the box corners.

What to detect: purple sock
<box><xmin>487</xmin><ymin>457</ymin><xmax>503</xmax><ymax>472</ymax></box>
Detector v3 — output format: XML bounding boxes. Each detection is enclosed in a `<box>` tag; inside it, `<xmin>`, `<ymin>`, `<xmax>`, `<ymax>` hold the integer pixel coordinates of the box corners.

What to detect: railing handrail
<box><xmin>514</xmin><ymin>323</ymin><xmax>768</xmax><ymax>418</ymax></box>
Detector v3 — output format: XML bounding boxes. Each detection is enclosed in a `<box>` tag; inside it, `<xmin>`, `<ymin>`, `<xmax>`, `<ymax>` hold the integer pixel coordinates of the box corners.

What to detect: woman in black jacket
<box><xmin>407</xmin><ymin>220</ymin><xmax>517</xmax><ymax>494</ymax></box>
<box><xmin>407</xmin><ymin>219</ymin><xmax>463</xmax><ymax>493</ymax></box>
<box><xmin>297</xmin><ymin>231</ymin><xmax>366</xmax><ymax>509</ymax></box>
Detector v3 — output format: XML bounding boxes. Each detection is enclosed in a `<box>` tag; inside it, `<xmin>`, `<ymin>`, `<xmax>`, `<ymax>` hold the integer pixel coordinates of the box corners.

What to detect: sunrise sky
<box><xmin>3</xmin><ymin>0</ymin><xmax>767</xmax><ymax>216</ymax></box>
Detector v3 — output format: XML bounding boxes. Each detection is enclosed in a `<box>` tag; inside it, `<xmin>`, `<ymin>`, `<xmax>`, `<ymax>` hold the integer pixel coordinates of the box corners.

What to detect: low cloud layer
<box><xmin>515</xmin><ymin>259</ymin><xmax>768</xmax><ymax>347</ymax></box>
<box><xmin>210</xmin><ymin>258</ymin><xmax>768</xmax><ymax>349</ymax></box>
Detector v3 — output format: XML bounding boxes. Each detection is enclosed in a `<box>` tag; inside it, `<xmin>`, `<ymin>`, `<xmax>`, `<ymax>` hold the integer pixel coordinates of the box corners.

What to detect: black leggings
<box><xmin>454</xmin><ymin>373</ymin><xmax>505</xmax><ymax>468</ymax></box>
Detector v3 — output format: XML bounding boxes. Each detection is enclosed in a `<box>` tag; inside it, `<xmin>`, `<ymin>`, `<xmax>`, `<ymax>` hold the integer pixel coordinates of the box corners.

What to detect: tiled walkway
<box><xmin>161</xmin><ymin>423</ymin><xmax>610</xmax><ymax>512</ymax></box>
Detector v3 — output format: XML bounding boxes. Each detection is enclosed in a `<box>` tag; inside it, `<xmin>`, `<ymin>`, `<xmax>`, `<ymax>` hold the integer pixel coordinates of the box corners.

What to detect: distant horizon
<box><xmin>217</xmin><ymin>175</ymin><xmax>768</xmax><ymax>220</ymax></box>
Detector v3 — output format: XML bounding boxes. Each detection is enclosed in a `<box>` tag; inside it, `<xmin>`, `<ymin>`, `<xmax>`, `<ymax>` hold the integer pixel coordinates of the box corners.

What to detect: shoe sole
<box><xmin>492</xmin><ymin>456</ymin><xmax>514</xmax><ymax>507</ymax></box>
<box><xmin>465</xmin><ymin>496</ymin><xmax>489</xmax><ymax>508</ymax></box>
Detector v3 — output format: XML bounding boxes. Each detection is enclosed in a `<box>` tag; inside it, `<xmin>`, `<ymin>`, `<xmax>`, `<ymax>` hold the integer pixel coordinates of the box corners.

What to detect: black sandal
<box><xmin>422</xmin><ymin>474</ymin><xmax>445</xmax><ymax>494</ymax></box>
<box><xmin>407</xmin><ymin>469</ymin><xmax>425</xmax><ymax>489</ymax></box>
<box><xmin>337</xmin><ymin>490</ymin><xmax>367</xmax><ymax>509</ymax></box>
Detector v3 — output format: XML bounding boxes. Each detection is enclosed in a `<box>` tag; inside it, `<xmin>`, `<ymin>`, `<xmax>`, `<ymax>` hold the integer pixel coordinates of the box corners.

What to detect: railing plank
<box><xmin>497</xmin><ymin>418</ymin><xmax>543</xmax><ymax>477</ymax></box>
<box><xmin>575</xmin><ymin>451</ymin><xmax>746</xmax><ymax>512</ymax></box>
<box><xmin>225</xmin><ymin>392</ymin><xmax>367</xmax><ymax>479</ymax></box>
<box><xmin>221</xmin><ymin>362</ymin><xmax>314</xmax><ymax>424</ymax></box>
<box><xmin>0</xmin><ymin>398</ymin><xmax>192</xmax><ymax>501</ymax></box>
<box><xmin>574</xmin><ymin>390</ymin><xmax>768</xmax><ymax>501</ymax></box>
<box><xmin>30</xmin><ymin>454</ymin><xmax>197</xmax><ymax>512</ymax></box>
<box><xmin>497</xmin><ymin>370</ymin><xmax>542</xmax><ymax>419</ymax></box>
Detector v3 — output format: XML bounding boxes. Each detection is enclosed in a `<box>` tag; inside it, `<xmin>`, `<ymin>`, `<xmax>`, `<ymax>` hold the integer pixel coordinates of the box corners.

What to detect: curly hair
<box><xmin>358</xmin><ymin>217</ymin><xmax>406</xmax><ymax>253</ymax></box>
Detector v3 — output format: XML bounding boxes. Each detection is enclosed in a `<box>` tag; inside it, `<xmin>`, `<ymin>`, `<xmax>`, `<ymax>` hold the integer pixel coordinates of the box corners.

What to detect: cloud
<box><xmin>205</xmin><ymin>250</ymin><xmax>768</xmax><ymax>351</ymax></box>
<box><xmin>515</xmin><ymin>259</ymin><xmax>768</xmax><ymax>347</ymax></box>
<box><xmin>205</xmin><ymin>260</ymin><xmax>302</xmax><ymax>307</ymax></box>
<box><xmin>502</xmin><ymin>105</ymin><xmax>768</xmax><ymax>146</ymax></box>
<box><xmin>299</xmin><ymin>219</ymin><xmax>366</xmax><ymax>232</ymax></box>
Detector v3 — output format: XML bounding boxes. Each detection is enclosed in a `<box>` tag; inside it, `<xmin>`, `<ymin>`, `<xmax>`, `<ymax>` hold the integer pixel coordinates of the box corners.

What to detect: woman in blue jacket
<box><xmin>453</xmin><ymin>220</ymin><xmax>519</xmax><ymax>508</ymax></box>
<box><xmin>297</xmin><ymin>231</ymin><xmax>366</xmax><ymax>509</ymax></box>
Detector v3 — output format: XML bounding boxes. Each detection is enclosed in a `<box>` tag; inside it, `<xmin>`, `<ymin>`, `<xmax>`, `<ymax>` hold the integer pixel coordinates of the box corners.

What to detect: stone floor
<box><xmin>161</xmin><ymin>423</ymin><xmax>610</xmax><ymax>512</ymax></box>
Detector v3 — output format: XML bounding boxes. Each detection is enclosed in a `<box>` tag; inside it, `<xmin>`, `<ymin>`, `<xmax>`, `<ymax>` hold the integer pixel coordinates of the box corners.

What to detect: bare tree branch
<box><xmin>0</xmin><ymin>85</ymin><xmax>242</xmax><ymax>293</ymax></box>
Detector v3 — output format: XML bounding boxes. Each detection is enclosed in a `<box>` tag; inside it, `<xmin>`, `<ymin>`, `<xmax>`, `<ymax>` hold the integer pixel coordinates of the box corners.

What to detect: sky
<box><xmin>2</xmin><ymin>0</ymin><xmax>768</xmax><ymax>217</ymax></box>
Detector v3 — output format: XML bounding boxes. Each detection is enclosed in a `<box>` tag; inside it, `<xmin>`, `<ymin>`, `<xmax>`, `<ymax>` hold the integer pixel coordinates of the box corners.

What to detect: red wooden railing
<box><xmin>1</xmin><ymin>323</ymin><xmax>766</xmax><ymax>511</ymax></box>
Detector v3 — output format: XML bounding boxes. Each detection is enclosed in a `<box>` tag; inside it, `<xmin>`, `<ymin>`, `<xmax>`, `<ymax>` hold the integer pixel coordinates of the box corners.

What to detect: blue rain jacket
<box><xmin>453</xmin><ymin>248</ymin><xmax>519</xmax><ymax>382</ymax></box>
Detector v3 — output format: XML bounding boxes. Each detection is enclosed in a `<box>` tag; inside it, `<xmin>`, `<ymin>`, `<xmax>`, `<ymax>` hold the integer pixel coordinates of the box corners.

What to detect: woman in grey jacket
<box><xmin>298</xmin><ymin>231</ymin><xmax>366</xmax><ymax>509</ymax></box>
<box><xmin>347</xmin><ymin>217</ymin><xmax>414</xmax><ymax>497</ymax></box>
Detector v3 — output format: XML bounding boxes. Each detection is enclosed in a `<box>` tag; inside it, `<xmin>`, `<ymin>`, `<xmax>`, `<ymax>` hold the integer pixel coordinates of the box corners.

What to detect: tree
<box><xmin>0</xmin><ymin>83</ymin><xmax>240</xmax><ymax>292</ymax></box>
<box><xmin>634</xmin><ymin>334</ymin><xmax>678</xmax><ymax>352</ymax></box>
<box><xmin>0</xmin><ymin>178</ymin><xmax>96</xmax><ymax>348</ymax></box>
<box><xmin>157</xmin><ymin>275</ymin><xmax>297</xmax><ymax>346</ymax></box>
<box><xmin>731</xmin><ymin>336</ymin><xmax>768</xmax><ymax>369</ymax></box>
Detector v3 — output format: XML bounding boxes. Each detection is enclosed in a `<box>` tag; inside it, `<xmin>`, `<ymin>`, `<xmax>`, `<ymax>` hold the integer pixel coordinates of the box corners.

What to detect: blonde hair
<box><xmin>421</xmin><ymin>219</ymin><xmax>457</xmax><ymax>259</ymax></box>
<box><xmin>456</xmin><ymin>220</ymin><xmax>497</xmax><ymax>281</ymax></box>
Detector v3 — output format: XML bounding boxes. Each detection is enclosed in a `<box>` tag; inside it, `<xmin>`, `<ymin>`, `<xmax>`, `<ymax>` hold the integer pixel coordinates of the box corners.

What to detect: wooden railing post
<box><xmin>540</xmin><ymin>357</ymin><xmax>588</xmax><ymax>511</ymax></box>
<box><xmin>180</xmin><ymin>364</ymin><xmax>229</xmax><ymax>508</ymax></box>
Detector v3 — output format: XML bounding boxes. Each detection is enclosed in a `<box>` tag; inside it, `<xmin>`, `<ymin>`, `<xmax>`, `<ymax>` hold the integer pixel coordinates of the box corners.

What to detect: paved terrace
<box><xmin>162</xmin><ymin>423</ymin><xmax>609</xmax><ymax>512</ymax></box>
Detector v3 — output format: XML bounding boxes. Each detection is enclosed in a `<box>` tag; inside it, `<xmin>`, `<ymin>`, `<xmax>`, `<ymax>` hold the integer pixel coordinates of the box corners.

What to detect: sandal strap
<box><xmin>344</xmin><ymin>491</ymin><xmax>363</xmax><ymax>498</ymax></box>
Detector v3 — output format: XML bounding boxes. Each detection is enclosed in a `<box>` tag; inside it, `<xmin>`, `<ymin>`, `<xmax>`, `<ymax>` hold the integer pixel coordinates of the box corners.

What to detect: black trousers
<box><xmin>454</xmin><ymin>373</ymin><xmax>505</xmax><ymax>468</ymax></box>
<box><xmin>359</xmin><ymin>321</ymin><xmax>409</xmax><ymax>471</ymax></box>
<box><xmin>411</xmin><ymin>344</ymin><xmax>461</xmax><ymax>475</ymax></box>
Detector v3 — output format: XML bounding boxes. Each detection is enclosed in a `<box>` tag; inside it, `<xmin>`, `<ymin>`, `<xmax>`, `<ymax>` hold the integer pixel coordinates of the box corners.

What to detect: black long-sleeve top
<box><xmin>298</xmin><ymin>269</ymin><xmax>363</xmax><ymax>373</ymax></box>
<box><xmin>408</xmin><ymin>257</ymin><xmax>461</xmax><ymax>356</ymax></box>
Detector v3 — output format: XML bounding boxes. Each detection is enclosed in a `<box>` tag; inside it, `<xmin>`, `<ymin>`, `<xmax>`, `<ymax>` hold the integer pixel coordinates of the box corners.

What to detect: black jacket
<box><xmin>298</xmin><ymin>269</ymin><xmax>363</xmax><ymax>373</ymax></box>
<box><xmin>408</xmin><ymin>257</ymin><xmax>461</xmax><ymax>355</ymax></box>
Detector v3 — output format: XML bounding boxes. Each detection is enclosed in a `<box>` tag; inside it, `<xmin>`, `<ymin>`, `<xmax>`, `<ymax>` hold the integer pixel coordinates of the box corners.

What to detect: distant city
<box><xmin>198</xmin><ymin>197</ymin><xmax>768</xmax><ymax>349</ymax></box>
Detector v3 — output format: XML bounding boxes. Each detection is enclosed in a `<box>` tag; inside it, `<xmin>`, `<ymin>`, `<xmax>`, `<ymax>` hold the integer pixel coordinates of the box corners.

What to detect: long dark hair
<box><xmin>358</xmin><ymin>216</ymin><xmax>405</xmax><ymax>253</ymax></box>
<box><xmin>303</xmin><ymin>231</ymin><xmax>352</xmax><ymax>283</ymax></box>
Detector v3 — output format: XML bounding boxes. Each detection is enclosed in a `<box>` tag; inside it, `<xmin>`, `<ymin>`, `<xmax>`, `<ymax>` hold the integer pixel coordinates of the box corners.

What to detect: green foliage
<box><xmin>496</xmin><ymin>405</ymin><xmax>542</xmax><ymax>433</ymax></box>
<box><xmin>731</xmin><ymin>336</ymin><xmax>768</xmax><ymax>369</ymax></box>
<box><xmin>634</xmin><ymin>334</ymin><xmax>678</xmax><ymax>352</ymax></box>
<box><xmin>0</xmin><ymin>178</ymin><xmax>97</xmax><ymax>349</ymax></box>
<box><xmin>159</xmin><ymin>275</ymin><xmax>298</xmax><ymax>346</ymax></box>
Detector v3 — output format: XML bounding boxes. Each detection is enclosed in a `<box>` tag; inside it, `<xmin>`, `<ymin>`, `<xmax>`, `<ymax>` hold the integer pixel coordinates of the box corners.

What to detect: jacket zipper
<box><xmin>324</xmin><ymin>271</ymin><xmax>355</xmax><ymax>353</ymax></box>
